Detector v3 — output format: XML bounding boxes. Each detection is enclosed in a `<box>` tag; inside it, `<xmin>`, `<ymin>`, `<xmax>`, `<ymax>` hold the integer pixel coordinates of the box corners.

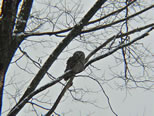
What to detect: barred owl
<box><xmin>64</xmin><ymin>51</ymin><xmax>85</xmax><ymax>81</ymax></box>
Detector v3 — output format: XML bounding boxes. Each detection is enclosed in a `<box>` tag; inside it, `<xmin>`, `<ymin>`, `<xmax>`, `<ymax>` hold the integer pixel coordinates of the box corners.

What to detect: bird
<box><xmin>64</xmin><ymin>51</ymin><xmax>85</xmax><ymax>81</ymax></box>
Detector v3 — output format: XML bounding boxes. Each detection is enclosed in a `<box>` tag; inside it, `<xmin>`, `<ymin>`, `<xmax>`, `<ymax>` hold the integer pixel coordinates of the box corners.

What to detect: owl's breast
<box><xmin>72</xmin><ymin>61</ymin><xmax>84</xmax><ymax>73</ymax></box>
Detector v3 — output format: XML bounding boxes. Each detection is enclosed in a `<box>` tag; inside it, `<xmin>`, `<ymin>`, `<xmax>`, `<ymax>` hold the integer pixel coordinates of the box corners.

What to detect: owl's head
<box><xmin>73</xmin><ymin>51</ymin><xmax>85</xmax><ymax>58</ymax></box>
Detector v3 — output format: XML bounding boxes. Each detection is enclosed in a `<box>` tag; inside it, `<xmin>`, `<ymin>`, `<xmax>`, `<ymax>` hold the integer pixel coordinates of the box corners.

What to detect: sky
<box><xmin>2</xmin><ymin>0</ymin><xmax>154</xmax><ymax>116</ymax></box>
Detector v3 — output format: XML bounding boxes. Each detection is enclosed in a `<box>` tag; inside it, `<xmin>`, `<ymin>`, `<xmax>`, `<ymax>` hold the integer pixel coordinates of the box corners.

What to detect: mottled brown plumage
<box><xmin>64</xmin><ymin>51</ymin><xmax>85</xmax><ymax>81</ymax></box>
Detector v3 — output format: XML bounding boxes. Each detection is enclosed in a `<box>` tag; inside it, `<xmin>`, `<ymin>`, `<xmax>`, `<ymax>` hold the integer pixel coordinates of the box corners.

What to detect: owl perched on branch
<box><xmin>64</xmin><ymin>51</ymin><xmax>85</xmax><ymax>81</ymax></box>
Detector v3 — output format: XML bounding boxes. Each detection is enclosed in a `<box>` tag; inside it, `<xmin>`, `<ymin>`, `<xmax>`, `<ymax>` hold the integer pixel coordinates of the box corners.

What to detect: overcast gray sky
<box><xmin>2</xmin><ymin>0</ymin><xmax>154</xmax><ymax>116</ymax></box>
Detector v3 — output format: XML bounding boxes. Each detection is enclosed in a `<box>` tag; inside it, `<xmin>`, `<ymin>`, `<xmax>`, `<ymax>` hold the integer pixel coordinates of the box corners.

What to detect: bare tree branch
<box><xmin>14</xmin><ymin>0</ymin><xmax>33</xmax><ymax>34</ymax></box>
<box><xmin>8</xmin><ymin>70</ymin><xmax>73</xmax><ymax>115</ymax></box>
<box><xmin>82</xmin><ymin>5</ymin><xmax>154</xmax><ymax>33</ymax></box>
<box><xmin>21</xmin><ymin>0</ymin><xmax>135</xmax><ymax>38</ymax></box>
<box><xmin>85</xmin><ymin>26</ymin><xmax>154</xmax><ymax>67</ymax></box>
<box><xmin>1</xmin><ymin>0</ymin><xmax>154</xmax><ymax>115</ymax></box>
<box><xmin>85</xmin><ymin>23</ymin><xmax>154</xmax><ymax>62</ymax></box>
<box><xmin>88</xmin><ymin>76</ymin><xmax>118</xmax><ymax>116</ymax></box>
<box><xmin>45</xmin><ymin>77</ymin><xmax>74</xmax><ymax>116</ymax></box>
<box><xmin>9</xmin><ymin>1</ymin><xmax>108</xmax><ymax>115</ymax></box>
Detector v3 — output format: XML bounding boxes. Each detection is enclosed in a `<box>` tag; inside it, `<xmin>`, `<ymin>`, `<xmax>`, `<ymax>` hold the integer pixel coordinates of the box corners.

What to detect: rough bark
<box><xmin>0</xmin><ymin>0</ymin><xmax>33</xmax><ymax>114</ymax></box>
